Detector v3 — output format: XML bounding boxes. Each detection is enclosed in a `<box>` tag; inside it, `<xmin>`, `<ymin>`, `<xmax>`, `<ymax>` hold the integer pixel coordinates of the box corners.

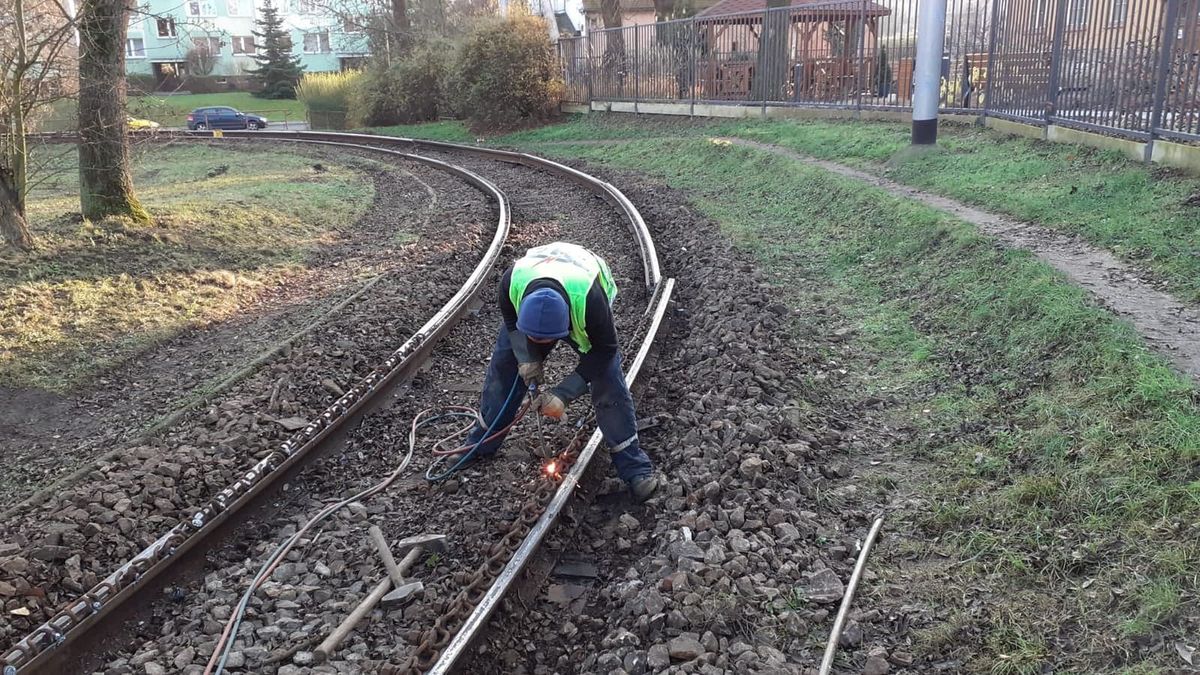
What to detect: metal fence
<box><xmin>556</xmin><ymin>0</ymin><xmax>1200</xmax><ymax>145</ymax></box>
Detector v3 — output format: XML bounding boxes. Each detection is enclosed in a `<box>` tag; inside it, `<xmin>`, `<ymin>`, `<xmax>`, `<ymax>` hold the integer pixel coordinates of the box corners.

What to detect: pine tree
<box><xmin>248</xmin><ymin>0</ymin><xmax>305</xmax><ymax>99</ymax></box>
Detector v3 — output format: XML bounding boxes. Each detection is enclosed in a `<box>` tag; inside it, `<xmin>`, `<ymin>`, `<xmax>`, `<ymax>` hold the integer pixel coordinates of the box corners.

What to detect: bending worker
<box><xmin>463</xmin><ymin>241</ymin><xmax>660</xmax><ymax>501</ymax></box>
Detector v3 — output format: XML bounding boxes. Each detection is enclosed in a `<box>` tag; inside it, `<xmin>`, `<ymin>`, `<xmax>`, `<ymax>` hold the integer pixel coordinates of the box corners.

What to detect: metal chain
<box><xmin>394</xmin><ymin>440</ymin><xmax>585</xmax><ymax>674</ymax></box>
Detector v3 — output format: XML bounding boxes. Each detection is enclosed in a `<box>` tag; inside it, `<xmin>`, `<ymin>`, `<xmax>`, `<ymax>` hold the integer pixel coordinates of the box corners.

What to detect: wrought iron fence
<box><xmin>559</xmin><ymin>0</ymin><xmax>1200</xmax><ymax>145</ymax></box>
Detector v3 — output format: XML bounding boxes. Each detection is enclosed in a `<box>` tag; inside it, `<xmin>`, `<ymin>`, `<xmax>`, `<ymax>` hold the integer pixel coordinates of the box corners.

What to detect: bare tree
<box><xmin>600</xmin><ymin>0</ymin><xmax>626</xmax><ymax>82</ymax></box>
<box><xmin>77</xmin><ymin>0</ymin><xmax>150</xmax><ymax>223</ymax></box>
<box><xmin>1</xmin><ymin>0</ymin><xmax>78</xmax><ymax>249</ymax></box>
<box><xmin>186</xmin><ymin>42</ymin><xmax>220</xmax><ymax>76</ymax></box>
<box><xmin>309</xmin><ymin>0</ymin><xmax>496</xmax><ymax>67</ymax></box>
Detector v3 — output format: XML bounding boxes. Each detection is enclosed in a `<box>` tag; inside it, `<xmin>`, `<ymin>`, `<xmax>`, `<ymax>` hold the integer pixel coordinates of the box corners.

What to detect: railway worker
<box><xmin>462</xmin><ymin>241</ymin><xmax>661</xmax><ymax>501</ymax></box>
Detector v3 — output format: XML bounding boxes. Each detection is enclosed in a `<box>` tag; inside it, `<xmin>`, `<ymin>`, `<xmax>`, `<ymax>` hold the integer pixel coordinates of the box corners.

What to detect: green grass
<box><xmin>36</xmin><ymin>93</ymin><xmax>309</xmax><ymax>131</ymax></box>
<box><xmin>1</xmin><ymin>143</ymin><xmax>374</xmax><ymax>392</ymax></box>
<box><xmin>365</xmin><ymin>120</ymin><xmax>478</xmax><ymax>143</ymax></box>
<box><xmin>130</xmin><ymin>92</ymin><xmax>308</xmax><ymax>126</ymax></box>
<box><xmin>488</xmin><ymin>114</ymin><xmax>1200</xmax><ymax>303</ymax></box>
<box><xmin>508</xmin><ymin>134</ymin><xmax>1200</xmax><ymax>672</ymax></box>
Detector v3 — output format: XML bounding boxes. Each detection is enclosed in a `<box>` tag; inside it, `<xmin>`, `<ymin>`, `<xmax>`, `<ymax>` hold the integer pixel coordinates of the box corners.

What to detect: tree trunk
<box><xmin>601</xmin><ymin>0</ymin><xmax>627</xmax><ymax>90</ymax></box>
<box><xmin>77</xmin><ymin>0</ymin><xmax>151</xmax><ymax>223</ymax></box>
<box><xmin>0</xmin><ymin>174</ymin><xmax>33</xmax><ymax>251</ymax></box>
<box><xmin>389</xmin><ymin>0</ymin><xmax>409</xmax><ymax>57</ymax></box>
<box><xmin>751</xmin><ymin>0</ymin><xmax>790</xmax><ymax>101</ymax></box>
<box><xmin>2</xmin><ymin>0</ymin><xmax>35</xmax><ymax>250</ymax></box>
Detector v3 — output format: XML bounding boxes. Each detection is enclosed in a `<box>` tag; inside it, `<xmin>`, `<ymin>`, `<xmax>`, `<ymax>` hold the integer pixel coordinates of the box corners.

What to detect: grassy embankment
<box><xmin>453</xmin><ymin>122</ymin><xmax>1200</xmax><ymax>672</ymax></box>
<box><xmin>1</xmin><ymin>143</ymin><xmax>373</xmax><ymax>392</ymax></box>
<box><xmin>42</xmin><ymin>93</ymin><xmax>308</xmax><ymax>131</ymax></box>
<box><xmin>381</xmin><ymin>115</ymin><xmax>1200</xmax><ymax>303</ymax></box>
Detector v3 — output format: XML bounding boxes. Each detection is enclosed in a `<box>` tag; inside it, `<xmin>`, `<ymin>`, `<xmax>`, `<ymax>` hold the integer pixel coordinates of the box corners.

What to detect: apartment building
<box><xmin>124</xmin><ymin>0</ymin><xmax>369</xmax><ymax>90</ymax></box>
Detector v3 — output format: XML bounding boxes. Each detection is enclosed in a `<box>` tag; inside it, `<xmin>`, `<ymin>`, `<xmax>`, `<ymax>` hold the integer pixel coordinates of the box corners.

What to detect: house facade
<box><xmin>124</xmin><ymin>0</ymin><xmax>369</xmax><ymax>90</ymax></box>
<box><xmin>581</xmin><ymin>0</ymin><xmax>659</xmax><ymax>32</ymax></box>
<box><xmin>1000</xmin><ymin>0</ymin><xmax>1200</xmax><ymax>51</ymax></box>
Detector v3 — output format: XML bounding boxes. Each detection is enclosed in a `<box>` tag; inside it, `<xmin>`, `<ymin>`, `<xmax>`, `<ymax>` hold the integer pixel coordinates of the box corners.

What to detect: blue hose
<box><xmin>424</xmin><ymin>375</ymin><xmax>524</xmax><ymax>482</ymax></box>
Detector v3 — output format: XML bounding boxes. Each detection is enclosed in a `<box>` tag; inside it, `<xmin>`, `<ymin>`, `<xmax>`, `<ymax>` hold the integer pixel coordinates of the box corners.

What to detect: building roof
<box><xmin>581</xmin><ymin>0</ymin><xmax>656</xmax><ymax>12</ymax></box>
<box><xmin>697</xmin><ymin>0</ymin><xmax>890</xmax><ymax>19</ymax></box>
<box><xmin>555</xmin><ymin>10</ymin><xmax>581</xmax><ymax>35</ymax></box>
<box><xmin>581</xmin><ymin>0</ymin><xmax>723</xmax><ymax>14</ymax></box>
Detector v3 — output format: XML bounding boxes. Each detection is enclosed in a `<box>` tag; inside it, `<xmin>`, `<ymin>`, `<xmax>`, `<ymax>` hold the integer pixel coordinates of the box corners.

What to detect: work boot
<box><xmin>630</xmin><ymin>473</ymin><xmax>661</xmax><ymax>502</ymax></box>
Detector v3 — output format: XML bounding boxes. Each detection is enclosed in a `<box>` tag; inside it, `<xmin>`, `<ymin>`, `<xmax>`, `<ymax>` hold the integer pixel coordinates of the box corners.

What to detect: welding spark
<box><xmin>543</xmin><ymin>460</ymin><xmax>559</xmax><ymax>477</ymax></box>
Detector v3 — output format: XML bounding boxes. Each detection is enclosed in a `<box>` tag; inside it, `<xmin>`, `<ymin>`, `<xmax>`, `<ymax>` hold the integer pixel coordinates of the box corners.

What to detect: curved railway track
<box><xmin>1</xmin><ymin>131</ymin><xmax>674</xmax><ymax>674</ymax></box>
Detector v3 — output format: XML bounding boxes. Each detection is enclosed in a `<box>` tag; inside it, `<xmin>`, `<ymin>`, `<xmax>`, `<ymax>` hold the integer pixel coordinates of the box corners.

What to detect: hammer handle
<box><xmin>368</xmin><ymin>525</ymin><xmax>406</xmax><ymax>586</ymax></box>
<box><xmin>314</xmin><ymin>576</ymin><xmax>390</xmax><ymax>663</ymax></box>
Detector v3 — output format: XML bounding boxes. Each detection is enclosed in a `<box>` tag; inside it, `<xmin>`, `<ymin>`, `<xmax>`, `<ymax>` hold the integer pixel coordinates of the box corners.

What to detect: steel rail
<box><xmin>251</xmin><ymin>132</ymin><xmax>678</xmax><ymax>674</ymax></box>
<box><xmin>213</xmin><ymin>130</ymin><xmax>663</xmax><ymax>296</ymax></box>
<box><xmin>191</xmin><ymin>131</ymin><xmax>677</xmax><ymax>674</ymax></box>
<box><xmin>23</xmin><ymin>129</ymin><xmax>661</xmax><ymax>295</ymax></box>
<box><xmin>7</xmin><ymin>130</ymin><xmax>672</xmax><ymax>675</ymax></box>
<box><xmin>429</xmin><ymin>278</ymin><xmax>675</xmax><ymax>675</ymax></box>
<box><xmin>1</xmin><ymin>143</ymin><xmax>512</xmax><ymax>674</ymax></box>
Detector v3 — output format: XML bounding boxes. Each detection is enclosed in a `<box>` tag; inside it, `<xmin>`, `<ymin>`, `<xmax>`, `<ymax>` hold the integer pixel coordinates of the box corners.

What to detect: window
<box><xmin>1067</xmin><ymin>0</ymin><xmax>1089</xmax><ymax>27</ymax></box>
<box><xmin>156</xmin><ymin>16</ymin><xmax>176</xmax><ymax>37</ymax></box>
<box><xmin>125</xmin><ymin>36</ymin><xmax>145</xmax><ymax>58</ymax></box>
<box><xmin>232</xmin><ymin>36</ymin><xmax>255</xmax><ymax>54</ymax></box>
<box><xmin>227</xmin><ymin>0</ymin><xmax>252</xmax><ymax>15</ymax></box>
<box><xmin>193</xmin><ymin>36</ymin><xmax>222</xmax><ymax>54</ymax></box>
<box><xmin>302</xmin><ymin>31</ymin><xmax>331</xmax><ymax>53</ymax></box>
<box><xmin>1108</xmin><ymin>0</ymin><xmax>1127</xmax><ymax>25</ymax></box>
<box><xmin>186</xmin><ymin>0</ymin><xmax>215</xmax><ymax>16</ymax></box>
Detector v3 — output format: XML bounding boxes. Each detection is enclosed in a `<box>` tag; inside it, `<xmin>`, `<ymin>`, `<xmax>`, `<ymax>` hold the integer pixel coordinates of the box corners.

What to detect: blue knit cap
<box><xmin>517</xmin><ymin>288</ymin><xmax>570</xmax><ymax>340</ymax></box>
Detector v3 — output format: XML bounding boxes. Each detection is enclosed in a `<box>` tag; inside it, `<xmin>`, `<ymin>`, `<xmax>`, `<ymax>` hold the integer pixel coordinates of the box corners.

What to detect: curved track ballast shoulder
<box><xmin>2</xmin><ymin>131</ymin><xmax>676</xmax><ymax>675</ymax></box>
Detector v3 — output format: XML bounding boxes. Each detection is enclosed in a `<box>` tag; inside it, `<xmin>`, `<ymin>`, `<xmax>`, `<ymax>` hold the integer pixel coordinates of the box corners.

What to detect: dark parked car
<box><xmin>186</xmin><ymin>107</ymin><xmax>268</xmax><ymax>131</ymax></box>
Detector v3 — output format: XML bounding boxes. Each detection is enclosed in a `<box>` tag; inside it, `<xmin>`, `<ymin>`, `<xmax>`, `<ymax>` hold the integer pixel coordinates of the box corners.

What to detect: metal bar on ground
<box><xmin>818</xmin><ymin>516</ymin><xmax>886</xmax><ymax>675</ymax></box>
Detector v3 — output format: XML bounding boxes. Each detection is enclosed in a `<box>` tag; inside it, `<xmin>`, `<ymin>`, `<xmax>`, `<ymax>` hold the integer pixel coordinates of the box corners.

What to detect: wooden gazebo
<box><xmin>695</xmin><ymin>0</ymin><xmax>892</xmax><ymax>102</ymax></box>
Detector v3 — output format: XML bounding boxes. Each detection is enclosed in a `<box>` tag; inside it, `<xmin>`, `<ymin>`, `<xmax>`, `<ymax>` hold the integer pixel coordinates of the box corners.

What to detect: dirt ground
<box><xmin>6</xmin><ymin>134</ymin><xmax>1198</xmax><ymax>674</ymax></box>
<box><xmin>0</xmin><ymin>143</ymin><xmax>466</xmax><ymax>508</ymax></box>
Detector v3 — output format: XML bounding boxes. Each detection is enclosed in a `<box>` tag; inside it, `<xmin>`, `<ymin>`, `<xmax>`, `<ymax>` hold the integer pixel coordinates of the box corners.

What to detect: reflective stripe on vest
<box><xmin>508</xmin><ymin>242</ymin><xmax>617</xmax><ymax>354</ymax></box>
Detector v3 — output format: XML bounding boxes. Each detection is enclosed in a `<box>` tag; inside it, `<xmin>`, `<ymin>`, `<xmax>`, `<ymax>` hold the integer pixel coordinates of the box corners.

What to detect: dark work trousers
<box><xmin>464</xmin><ymin>323</ymin><xmax>654</xmax><ymax>483</ymax></box>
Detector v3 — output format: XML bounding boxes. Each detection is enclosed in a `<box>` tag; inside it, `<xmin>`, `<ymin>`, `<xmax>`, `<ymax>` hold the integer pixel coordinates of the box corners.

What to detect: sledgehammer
<box><xmin>372</xmin><ymin>529</ymin><xmax>448</xmax><ymax>607</ymax></box>
<box><xmin>313</xmin><ymin>527</ymin><xmax>448</xmax><ymax>663</ymax></box>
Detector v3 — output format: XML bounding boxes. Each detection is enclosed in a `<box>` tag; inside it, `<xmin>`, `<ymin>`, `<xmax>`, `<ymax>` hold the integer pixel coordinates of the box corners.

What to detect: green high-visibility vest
<box><xmin>509</xmin><ymin>242</ymin><xmax>617</xmax><ymax>354</ymax></box>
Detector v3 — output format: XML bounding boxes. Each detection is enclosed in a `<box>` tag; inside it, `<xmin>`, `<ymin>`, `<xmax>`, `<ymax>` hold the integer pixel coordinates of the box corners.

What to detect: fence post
<box><xmin>761</xmin><ymin>7</ymin><xmax>770</xmax><ymax>118</ymax></box>
<box><xmin>1045</xmin><ymin>0</ymin><xmax>1070</xmax><ymax>124</ymax></box>
<box><xmin>1146</xmin><ymin>0</ymin><xmax>1181</xmax><ymax>162</ymax></box>
<box><xmin>587</xmin><ymin>34</ymin><xmax>595</xmax><ymax>108</ymax></box>
<box><xmin>690</xmin><ymin>18</ymin><xmax>697</xmax><ymax>116</ymax></box>
<box><xmin>855</xmin><ymin>0</ymin><xmax>868</xmax><ymax>113</ymax></box>
<box><xmin>982</xmin><ymin>0</ymin><xmax>1001</xmax><ymax>122</ymax></box>
<box><xmin>634</xmin><ymin>26</ymin><xmax>640</xmax><ymax>113</ymax></box>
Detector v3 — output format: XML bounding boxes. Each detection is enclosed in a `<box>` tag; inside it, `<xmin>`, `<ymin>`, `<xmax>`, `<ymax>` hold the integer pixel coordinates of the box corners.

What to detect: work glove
<box><xmin>518</xmin><ymin>361</ymin><xmax>544</xmax><ymax>386</ymax></box>
<box><xmin>535</xmin><ymin>391</ymin><xmax>566</xmax><ymax>420</ymax></box>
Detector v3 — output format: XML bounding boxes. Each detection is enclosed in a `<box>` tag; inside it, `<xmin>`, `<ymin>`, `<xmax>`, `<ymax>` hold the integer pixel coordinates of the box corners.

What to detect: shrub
<box><xmin>297</xmin><ymin>70</ymin><xmax>361</xmax><ymax>129</ymax></box>
<box><xmin>183</xmin><ymin>76</ymin><xmax>229</xmax><ymax>94</ymax></box>
<box><xmin>456</xmin><ymin>13</ymin><xmax>562</xmax><ymax>131</ymax></box>
<box><xmin>351</xmin><ymin>42</ymin><xmax>450</xmax><ymax>127</ymax></box>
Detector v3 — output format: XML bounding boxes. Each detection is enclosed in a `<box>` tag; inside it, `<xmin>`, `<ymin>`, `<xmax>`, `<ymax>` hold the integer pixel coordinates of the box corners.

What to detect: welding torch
<box><xmin>528</xmin><ymin>383</ymin><xmax>554</xmax><ymax>459</ymax></box>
